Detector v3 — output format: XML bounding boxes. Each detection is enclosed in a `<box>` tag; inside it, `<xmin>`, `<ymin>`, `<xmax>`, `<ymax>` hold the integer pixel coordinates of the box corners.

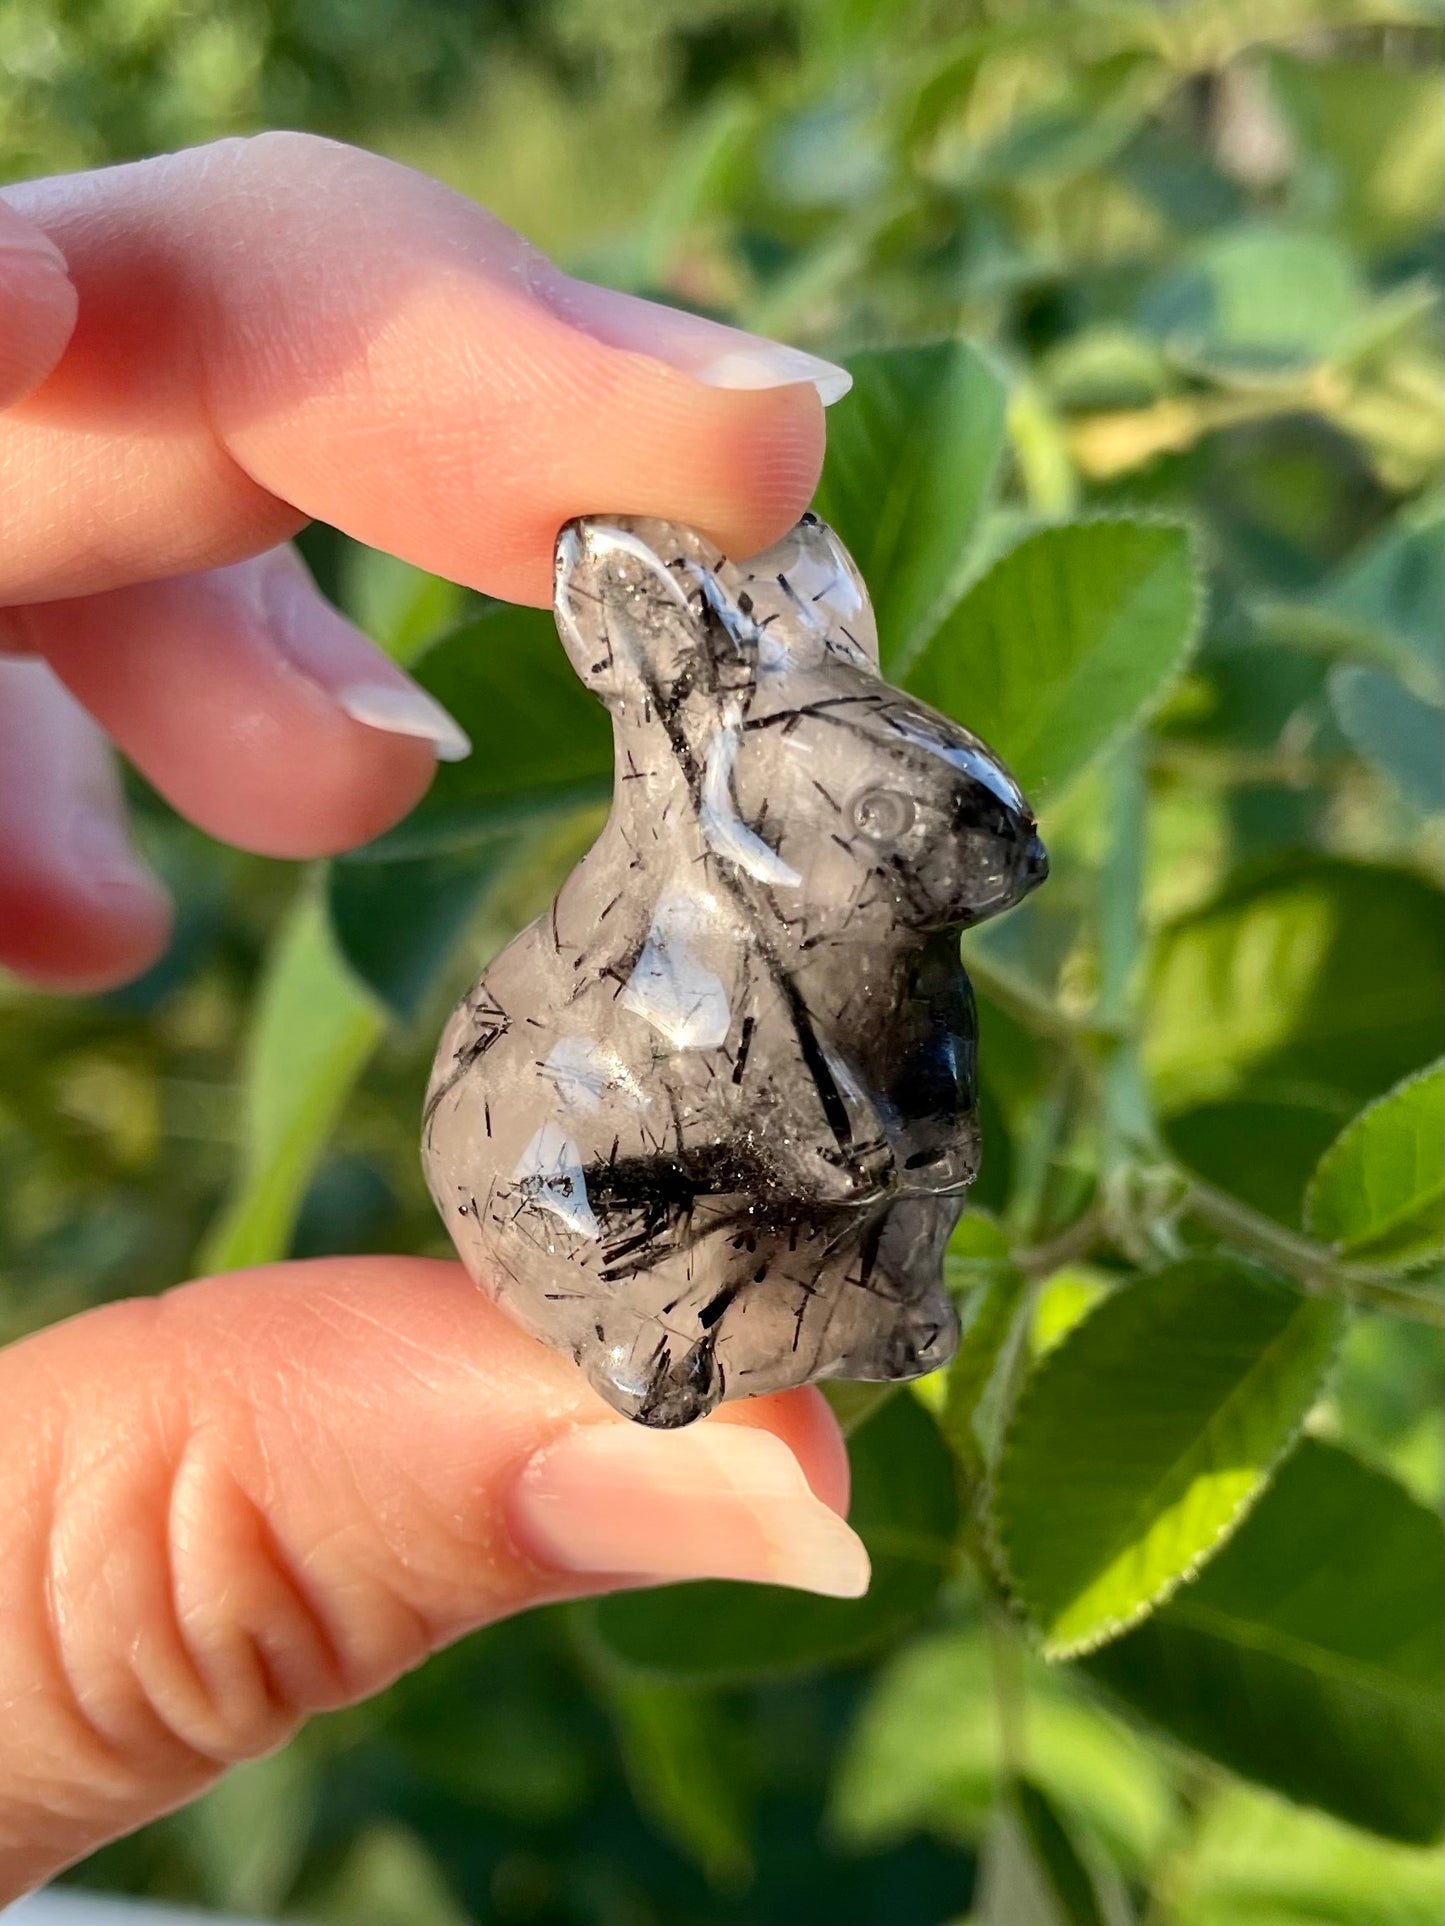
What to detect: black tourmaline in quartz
<box><xmin>422</xmin><ymin>512</ymin><xmax>1046</xmax><ymax>1426</ymax></box>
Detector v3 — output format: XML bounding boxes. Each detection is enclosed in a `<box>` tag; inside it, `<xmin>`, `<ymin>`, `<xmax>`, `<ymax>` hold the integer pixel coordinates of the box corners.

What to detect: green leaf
<box><xmin>1030</xmin><ymin>1267</ymin><xmax>1112</xmax><ymax>1358</ymax></box>
<box><xmin>992</xmin><ymin>1259</ymin><xmax>1344</xmax><ymax>1658</ymax></box>
<box><xmin>584</xmin><ymin>1392</ymin><xmax>958</xmax><ymax>1683</ymax></box>
<box><xmin>976</xmin><ymin>1781</ymin><xmax>1119</xmax><ymax>1926</ymax></box>
<box><xmin>1330</xmin><ymin>667</ymin><xmax>1444</xmax><ymax>815</ymax></box>
<box><xmin>811</xmin><ymin>340</ymin><xmax>1008</xmax><ymax>672</ymax></box>
<box><xmin>1269</xmin><ymin>54</ymin><xmax>1445</xmax><ymax>252</ymax></box>
<box><xmin>1146</xmin><ymin>857</ymin><xmax>1445</xmax><ymax>1118</ymax></box>
<box><xmin>1168</xmin><ymin>1784</ymin><xmax>1445</xmax><ymax>1926</ymax></box>
<box><xmin>906</xmin><ymin>519</ymin><xmax>1199</xmax><ymax>800</ymax></box>
<box><xmin>328</xmin><ymin>842</ymin><xmax>511</xmax><ymax>1021</ymax></box>
<box><xmin>601</xmin><ymin>1682</ymin><xmax>752</xmax><ymax>1889</ymax></box>
<box><xmin>1321</xmin><ymin>496</ymin><xmax>1444</xmax><ymax>689</ymax></box>
<box><xmin>197</xmin><ymin>888</ymin><xmax>384</xmax><ymax>1273</ymax></box>
<box><xmin>820</xmin><ymin>1378</ymin><xmax>900</xmax><ymax>1438</ymax></box>
<box><xmin>1139</xmin><ymin>226</ymin><xmax>1362</xmax><ymax>380</ymax></box>
<box><xmin>940</xmin><ymin>1255</ymin><xmax>1027</xmax><ymax>1481</ymax></box>
<box><xmin>1255</xmin><ymin>497</ymin><xmax>1444</xmax><ymax>700</ymax></box>
<box><xmin>342</xmin><ymin>546</ymin><xmax>468</xmax><ymax>664</ymax></box>
<box><xmin>1041</xmin><ymin>326</ymin><xmax>1171</xmax><ymax>411</ymax></box>
<box><xmin>357</xmin><ymin>605</ymin><xmax>612</xmax><ymax>862</ymax></box>
<box><xmin>830</xmin><ymin>1626</ymin><xmax>1175</xmax><ymax>1872</ymax></box>
<box><xmin>1084</xmin><ymin>1439</ymin><xmax>1445</xmax><ymax>1844</ymax></box>
<box><xmin>1163</xmin><ymin>1097</ymin><xmax>1347</xmax><ymax>1228</ymax></box>
<box><xmin>308</xmin><ymin>1823</ymin><xmax>471</xmax><ymax>1926</ymax></box>
<box><xmin>1305</xmin><ymin>1061</ymin><xmax>1445</xmax><ymax>1271</ymax></box>
<box><xmin>179</xmin><ymin>1743</ymin><xmax>318</xmax><ymax>1913</ymax></box>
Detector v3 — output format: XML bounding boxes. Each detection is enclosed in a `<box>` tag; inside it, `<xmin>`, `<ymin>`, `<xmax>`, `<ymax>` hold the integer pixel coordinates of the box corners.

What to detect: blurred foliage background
<box><xmin>3</xmin><ymin>1</ymin><xmax>1443</xmax><ymax>1921</ymax></box>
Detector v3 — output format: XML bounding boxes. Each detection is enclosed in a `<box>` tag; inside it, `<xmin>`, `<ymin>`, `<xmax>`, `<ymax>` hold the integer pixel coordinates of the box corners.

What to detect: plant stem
<box><xmin>987</xmin><ymin>1605</ymin><xmax>1027</xmax><ymax>1782</ymax></box>
<box><xmin>1095</xmin><ymin>738</ymin><xmax>1159</xmax><ymax>1184</ymax></box>
<box><xmin>1013</xmin><ymin>1205</ymin><xmax>1105</xmax><ymax>1277</ymax></box>
<box><xmin>1184</xmin><ymin>1178</ymin><xmax>1445</xmax><ymax>1325</ymax></box>
<box><xmin>1096</xmin><ymin>737</ymin><xmax>1146</xmax><ymax>1034</ymax></box>
<box><xmin>961</xmin><ymin>940</ymin><xmax>1107</xmax><ymax>1044</ymax></box>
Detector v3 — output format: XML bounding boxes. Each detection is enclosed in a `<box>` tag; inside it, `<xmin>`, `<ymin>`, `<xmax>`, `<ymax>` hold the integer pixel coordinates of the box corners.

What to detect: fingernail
<box><xmin>260</xmin><ymin>551</ymin><xmax>471</xmax><ymax>762</ymax></box>
<box><xmin>510</xmin><ymin>1420</ymin><xmax>871</xmax><ymax>1599</ymax></box>
<box><xmin>332</xmin><ymin>680</ymin><xmax>471</xmax><ymax>759</ymax></box>
<box><xmin>537</xmin><ymin>272</ymin><xmax>852</xmax><ymax>406</ymax></box>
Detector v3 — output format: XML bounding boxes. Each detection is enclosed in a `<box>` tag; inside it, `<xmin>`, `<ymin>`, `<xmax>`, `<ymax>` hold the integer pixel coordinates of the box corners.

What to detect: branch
<box><xmin>961</xmin><ymin>942</ymin><xmax>1116</xmax><ymax>1046</ymax></box>
<box><xmin>1183</xmin><ymin>1178</ymin><xmax>1445</xmax><ymax>1326</ymax></box>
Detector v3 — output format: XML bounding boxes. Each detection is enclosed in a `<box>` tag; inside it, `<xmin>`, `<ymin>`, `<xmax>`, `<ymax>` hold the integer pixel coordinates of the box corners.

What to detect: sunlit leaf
<box><xmin>1269</xmin><ymin>53</ymin><xmax>1445</xmax><ymax>251</ymax></box>
<box><xmin>1305</xmin><ymin>1060</ymin><xmax>1445</xmax><ymax>1271</ymax></box>
<box><xmin>992</xmin><ymin>1259</ymin><xmax>1343</xmax><ymax>1657</ymax></box>
<box><xmin>179</xmin><ymin>1744</ymin><xmax>318</xmax><ymax>1914</ymax></box>
<box><xmin>1084</xmin><ymin>1439</ymin><xmax>1445</xmax><ymax>1843</ymax></box>
<box><xmin>907</xmin><ymin>519</ymin><xmax>1200</xmax><ymax>799</ymax></box>
<box><xmin>197</xmin><ymin>887</ymin><xmax>384</xmax><ymax>1273</ymax></box>
<box><xmin>1029</xmin><ymin>1267</ymin><xmax>1112</xmax><ymax>1357</ymax></box>
<box><xmin>1168</xmin><ymin>1783</ymin><xmax>1445</xmax><ymax>1926</ymax></box>
<box><xmin>830</xmin><ymin>1625</ymin><xmax>1174</xmax><ymax>1872</ymax></box>
<box><xmin>307</xmin><ymin>1822</ymin><xmax>471</xmax><ymax>1926</ymax></box>
<box><xmin>812</xmin><ymin>340</ymin><xmax>1008</xmax><ymax>671</ymax></box>
<box><xmin>1146</xmin><ymin>857</ymin><xmax>1445</xmax><ymax>1116</ymax></box>
<box><xmin>342</xmin><ymin>546</ymin><xmax>468</xmax><ymax>664</ymax></box>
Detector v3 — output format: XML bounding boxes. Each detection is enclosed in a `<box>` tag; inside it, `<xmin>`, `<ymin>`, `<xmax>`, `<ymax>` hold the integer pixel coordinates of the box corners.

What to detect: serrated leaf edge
<box><xmin>1303</xmin><ymin>1057</ymin><xmax>1445</xmax><ymax>1263</ymax></box>
<box><xmin>985</xmin><ymin>1261</ymin><xmax>1346</xmax><ymax>1661</ymax></box>
<box><xmin>907</xmin><ymin>511</ymin><xmax>1207</xmax><ymax>799</ymax></box>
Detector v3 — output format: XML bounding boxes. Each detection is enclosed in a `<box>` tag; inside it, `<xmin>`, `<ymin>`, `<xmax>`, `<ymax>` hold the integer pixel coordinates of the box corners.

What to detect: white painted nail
<box><xmin>333</xmin><ymin>679</ymin><xmax>471</xmax><ymax>760</ymax></box>
<box><xmin>538</xmin><ymin>273</ymin><xmax>852</xmax><ymax>406</ymax></box>
<box><xmin>509</xmin><ymin>1419</ymin><xmax>871</xmax><ymax>1599</ymax></box>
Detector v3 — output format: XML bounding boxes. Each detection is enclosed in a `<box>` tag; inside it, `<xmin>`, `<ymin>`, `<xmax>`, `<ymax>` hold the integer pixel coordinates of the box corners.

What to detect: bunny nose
<box><xmin>1021</xmin><ymin>832</ymin><xmax>1049</xmax><ymax>885</ymax></box>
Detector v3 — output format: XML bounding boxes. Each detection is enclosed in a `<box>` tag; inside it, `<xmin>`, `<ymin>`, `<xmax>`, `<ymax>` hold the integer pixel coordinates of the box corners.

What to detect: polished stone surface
<box><xmin>423</xmin><ymin>513</ymin><xmax>1046</xmax><ymax>1425</ymax></box>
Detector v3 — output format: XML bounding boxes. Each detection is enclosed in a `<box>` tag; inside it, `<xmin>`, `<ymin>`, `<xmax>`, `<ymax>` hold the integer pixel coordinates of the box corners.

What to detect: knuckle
<box><xmin>154</xmin><ymin>1428</ymin><xmax>353</xmax><ymax>1761</ymax></box>
<box><xmin>32</xmin><ymin>1363</ymin><xmax>342</xmax><ymax>1774</ymax></box>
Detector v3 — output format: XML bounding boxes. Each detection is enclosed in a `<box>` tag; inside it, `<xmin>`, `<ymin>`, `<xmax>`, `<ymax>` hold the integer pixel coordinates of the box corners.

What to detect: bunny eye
<box><xmin>850</xmin><ymin>785</ymin><xmax>916</xmax><ymax>843</ymax></box>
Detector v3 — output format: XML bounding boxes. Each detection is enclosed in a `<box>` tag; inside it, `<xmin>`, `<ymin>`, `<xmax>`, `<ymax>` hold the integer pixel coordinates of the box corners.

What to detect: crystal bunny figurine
<box><xmin>422</xmin><ymin>513</ymin><xmax>1047</xmax><ymax>1426</ymax></box>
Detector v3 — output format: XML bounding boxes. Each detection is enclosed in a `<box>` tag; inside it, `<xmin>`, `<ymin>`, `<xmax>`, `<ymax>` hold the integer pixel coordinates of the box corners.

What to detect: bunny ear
<box><xmin>735</xmin><ymin>513</ymin><xmax>879</xmax><ymax>668</ymax></box>
<box><xmin>553</xmin><ymin>516</ymin><xmax>744</xmax><ymax>713</ymax></box>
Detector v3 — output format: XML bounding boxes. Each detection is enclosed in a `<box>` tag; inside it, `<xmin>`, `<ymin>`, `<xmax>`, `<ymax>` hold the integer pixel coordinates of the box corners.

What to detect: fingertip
<box><xmin>0</xmin><ymin>656</ymin><xmax>174</xmax><ymax>993</ymax></box>
<box><xmin>679</xmin><ymin>376</ymin><xmax>828</xmax><ymax>575</ymax></box>
<box><xmin>224</xmin><ymin>715</ymin><xmax>439</xmax><ymax>860</ymax></box>
<box><xmin>715</xmin><ymin>1383</ymin><xmax>852</xmax><ymax>1518</ymax></box>
<box><xmin>0</xmin><ymin>203</ymin><xmax>78</xmax><ymax>408</ymax></box>
<box><xmin>31</xmin><ymin>555</ymin><xmax>448</xmax><ymax>861</ymax></box>
<box><xmin>0</xmin><ymin>859</ymin><xmax>172</xmax><ymax>995</ymax></box>
<box><xmin>481</xmin><ymin>366</ymin><xmax>828</xmax><ymax>609</ymax></box>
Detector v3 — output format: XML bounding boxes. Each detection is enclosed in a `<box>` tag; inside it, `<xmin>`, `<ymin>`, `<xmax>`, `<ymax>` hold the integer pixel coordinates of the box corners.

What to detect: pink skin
<box><xmin>0</xmin><ymin>137</ymin><xmax>864</xmax><ymax>1894</ymax></box>
<box><xmin>0</xmin><ymin>200</ymin><xmax>77</xmax><ymax>408</ymax></box>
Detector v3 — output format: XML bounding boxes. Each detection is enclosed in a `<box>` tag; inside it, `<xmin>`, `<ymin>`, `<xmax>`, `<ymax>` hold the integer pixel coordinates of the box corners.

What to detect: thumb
<box><xmin>0</xmin><ymin>1257</ymin><xmax>863</xmax><ymax>1895</ymax></box>
<box><xmin>0</xmin><ymin>200</ymin><xmax>77</xmax><ymax>409</ymax></box>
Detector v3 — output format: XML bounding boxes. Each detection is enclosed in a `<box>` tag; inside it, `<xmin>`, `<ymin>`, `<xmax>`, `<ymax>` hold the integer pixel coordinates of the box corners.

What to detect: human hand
<box><xmin>0</xmin><ymin>134</ymin><xmax>864</xmax><ymax>1896</ymax></box>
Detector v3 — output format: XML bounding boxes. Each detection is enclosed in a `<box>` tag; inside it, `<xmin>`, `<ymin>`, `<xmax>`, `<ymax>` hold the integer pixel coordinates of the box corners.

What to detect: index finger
<box><xmin>1</xmin><ymin>133</ymin><xmax>842</xmax><ymax>609</ymax></box>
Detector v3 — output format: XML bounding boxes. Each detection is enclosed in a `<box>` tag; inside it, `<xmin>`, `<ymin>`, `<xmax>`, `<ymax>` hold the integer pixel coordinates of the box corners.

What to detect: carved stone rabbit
<box><xmin>422</xmin><ymin>513</ymin><xmax>1046</xmax><ymax>1426</ymax></box>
